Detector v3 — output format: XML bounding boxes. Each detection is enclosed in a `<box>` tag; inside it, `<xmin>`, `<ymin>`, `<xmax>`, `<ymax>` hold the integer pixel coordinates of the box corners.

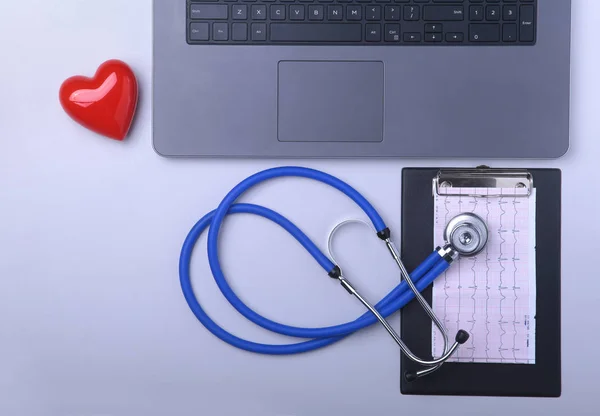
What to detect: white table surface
<box><xmin>1</xmin><ymin>1</ymin><xmax>599</xmax><ymax>415</ymax></box>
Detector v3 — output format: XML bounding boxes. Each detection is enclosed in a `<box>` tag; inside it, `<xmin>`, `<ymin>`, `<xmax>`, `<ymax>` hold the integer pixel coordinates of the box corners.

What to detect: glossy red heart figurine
<box><xmin>59</xmin><ymin>60</ymin><xmax>138</xmax><ymax>141</ymax></box>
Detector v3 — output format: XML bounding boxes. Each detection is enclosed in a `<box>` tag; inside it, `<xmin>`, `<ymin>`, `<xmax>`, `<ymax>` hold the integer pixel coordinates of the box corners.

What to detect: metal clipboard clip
<box><xmin>432</xmin><ymin>166</ymin><xmax>533</xmax><ymax>198</ymax></box>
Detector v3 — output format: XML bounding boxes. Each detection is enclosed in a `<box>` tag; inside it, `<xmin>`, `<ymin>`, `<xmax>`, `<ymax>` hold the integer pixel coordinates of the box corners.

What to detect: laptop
<box><xmin>152</xmin><ymin>0</ymin><xmax>571</xmax><ymax>158</ymax></box>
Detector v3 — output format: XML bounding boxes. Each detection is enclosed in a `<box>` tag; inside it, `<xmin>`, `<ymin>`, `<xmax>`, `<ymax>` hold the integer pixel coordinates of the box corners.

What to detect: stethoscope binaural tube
<box><xmin>179</xmin><ymin>166</ymin><xmax>475</xmax><ymax>380</ymax></box>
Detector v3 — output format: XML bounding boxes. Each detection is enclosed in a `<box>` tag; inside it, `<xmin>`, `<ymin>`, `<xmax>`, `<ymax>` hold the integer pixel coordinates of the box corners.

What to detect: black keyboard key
<box><xmin>190</xmin><ymin>4</ymin><xmax>228</xmax><ymax>20</ymax></box>
<box><xmin>190</xmin><ymin>22</ymin><xmax>210</xmax><ymax>41</ymax></box>
<box><xmin>503</xmin><ymin>5</ymin><xmax>517</xmax><ymax>21</ymax></box>
<box><xmin>385</xmin><ymin>24</ymin><xmax>400</xmax><ymax>42</ymax></box>
<box><xmin>232</xmin><ymin>23</ymin><xmax>248</xmax><ymax>40</ymax></box>
<box><xmin>403</xmin><ymin>5</ymin><xmax>419</xmax><ymax>21</ymax></box>
<box><xmin>470</xmin><ymin>5</ymin><xmax>483</xmax><ymax>21</ymax></box>
<box><xmin>251</xmin><ymin>23</ymin><xmax>267</xmax><ymax>40</ymax></box>
<box><xmin>423</xmin><ymin>5</ymin><xmax>464</xmax><ymax>21</ymax></box>
<box><xmin>503</xmin><ymin>23</ymin><xmax>517</xmax><ymax>42</ymax></box>
<box><xmin>446</xmin><ymin>32</ymin><xmax>464</xmax><ymax>42</ymax></box>
<box><xmin>309</xmin><ymin>5</ymin><xmax>324</xmax><ymax>20</ymax></box>
<box><xmin>271</xmin><ymin>4</ymin><xmax>285</xmax><ymax>19</ymax></box>
<box><xmin>366</xmin><ymin>5</ymin><xmax>382</xmax><ymax>21</ymax></box>
<box><xmin>232</xmin><ymin>5</ymin><xmax>248</xmax><ymax>20</ymax></box>
<box><xmin>328</xmin><ymin>5</ymin><xmax>343</xmax><ymax>20</ymax></box>
<box><xmin>347</xmin><ymin>5</ymin><xmax>362</xmax><ymax>20</ymax></box>
<box><xmin>425</xmin><ymin>23</ymin><xmax>442</xmax><ymax>32</ymax></box>
<box><xmin>290</xmin><ymin>5</ymin><xmax>305</xmax><ymax>20</ymax></box>
<box><xmin>520</xmin><ymin>5</ymin><xmax>535</xmax><ymax>42</ymax></box>
<box><xmin>213</xmin><ymin>22</ymin><xmax>229</xmax><ymax>40</ymax></box>
<box><xmin>252</xmin><ymin>5</ymin><xmax>266</xmax><ymax>19</ymax></box>
<box><xmin>469</xmin><ymin>23</ymin><xmax>499</xmax><ymax>42</ymax></box>
<box><xmin>425</xmin><ymin>32</ymin><xmax>442</xmax><ymax>42</ymax></box>
<box><xmin>366</xmin><ymin>24</ymin><xmax>381</xmax><ymax>41</ymax></box>
<box><xmin>404</xmin><ymin>32</ymin><xmax>421</xmax><ymax>42</ymax></box>
<box><xmin>384</xmin><ymin>5</ymin><xmax>400</xmax><ymax>21</ymax></box>
<box><xmin>270</xmin><ymin>23</ymin><xmax>362</xmax><ymax>42</ymax></box>
<box><xmin>486</xmin><ymin>5</ymin><xmax>499</xmax><ymax>21</ymax></box>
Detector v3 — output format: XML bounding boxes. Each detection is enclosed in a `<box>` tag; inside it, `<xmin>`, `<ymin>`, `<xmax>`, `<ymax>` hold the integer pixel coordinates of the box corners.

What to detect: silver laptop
<box><xmin>153</xmin><ymin>0</ymin><xmax>571</xmax><ymax>158</ymax></box>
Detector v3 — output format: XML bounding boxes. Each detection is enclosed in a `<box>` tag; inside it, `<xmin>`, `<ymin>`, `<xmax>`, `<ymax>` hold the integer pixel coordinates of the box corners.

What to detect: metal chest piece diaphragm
<box><xmin>444</xmin><ymin>213</ymin><xmax>488</xmax><ymax>256</ymax></box>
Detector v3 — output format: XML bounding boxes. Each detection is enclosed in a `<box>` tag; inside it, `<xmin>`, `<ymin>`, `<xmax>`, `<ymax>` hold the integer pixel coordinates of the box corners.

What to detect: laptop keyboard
<box><xmin>187</xmin><ymin>0</ymin><xmax>536</xmax><ymax>45</ymax></box>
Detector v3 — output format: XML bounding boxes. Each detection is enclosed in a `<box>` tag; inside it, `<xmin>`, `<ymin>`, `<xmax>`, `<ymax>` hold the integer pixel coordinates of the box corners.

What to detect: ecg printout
<box><xmin>431</xmin><ymin>187</ymin><xmax>536</xmax><ymax>364</ymax></box>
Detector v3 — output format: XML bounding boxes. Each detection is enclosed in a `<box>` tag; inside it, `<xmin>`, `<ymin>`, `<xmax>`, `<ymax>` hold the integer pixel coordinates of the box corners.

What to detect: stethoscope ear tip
<box><xmin>404</xmin><ymin>371</ymin><xmax>418</xmax><ymax>383</ymax></box>
<box><xmin>456</xmin><ymin>330</ymin><xmax>470</xmax><ymax>345</ymax></box>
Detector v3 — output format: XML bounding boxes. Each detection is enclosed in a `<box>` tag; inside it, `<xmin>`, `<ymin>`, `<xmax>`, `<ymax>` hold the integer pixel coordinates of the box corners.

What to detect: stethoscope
<box><xmin>179</xmin><ymin>166</ymin><xmax>489</xmax><ymax>381</ymax></box>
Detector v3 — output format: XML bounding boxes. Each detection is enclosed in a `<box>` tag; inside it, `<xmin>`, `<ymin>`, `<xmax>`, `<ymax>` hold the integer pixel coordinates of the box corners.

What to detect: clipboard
<box><xmin>400</xmin><ymin>167</ymin><xmax>561</xmax><ymax>397</ymax></box>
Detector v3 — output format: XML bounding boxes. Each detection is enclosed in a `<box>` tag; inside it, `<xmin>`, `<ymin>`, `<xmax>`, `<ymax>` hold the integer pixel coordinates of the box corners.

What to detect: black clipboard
<box><xmin>400</xmin><ymin>167</ymin><xmax>561</xmax><ymax>397</ymax></box>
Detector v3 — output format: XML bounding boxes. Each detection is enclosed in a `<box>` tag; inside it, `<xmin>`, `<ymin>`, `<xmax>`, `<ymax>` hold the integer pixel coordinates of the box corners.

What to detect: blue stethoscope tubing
<box><xmin>179</xmin><ymin>166</ymin><xmax>450</xmax><ymax>355</ymax></box>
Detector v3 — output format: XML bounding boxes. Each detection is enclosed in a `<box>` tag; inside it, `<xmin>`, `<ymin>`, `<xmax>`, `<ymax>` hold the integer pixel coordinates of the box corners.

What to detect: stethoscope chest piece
<box><xmin>444</xmin><ymin>213</ymin><xmax>488</xmax><ymax>257</ymax></box>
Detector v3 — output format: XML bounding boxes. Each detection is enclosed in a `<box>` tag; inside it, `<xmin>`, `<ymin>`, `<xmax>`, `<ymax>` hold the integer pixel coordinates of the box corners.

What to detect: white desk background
<box><xmin>1</xmin><ymin>1</ymin><xmax>598</xmax><ymax>415</ymax></box>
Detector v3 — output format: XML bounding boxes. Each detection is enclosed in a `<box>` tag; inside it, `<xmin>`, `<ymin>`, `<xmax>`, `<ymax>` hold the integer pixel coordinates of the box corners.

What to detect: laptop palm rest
<box><xmin>277</xmin><ymin>61</ymin><xmax>384</xmax><ymax>143</ymax></box>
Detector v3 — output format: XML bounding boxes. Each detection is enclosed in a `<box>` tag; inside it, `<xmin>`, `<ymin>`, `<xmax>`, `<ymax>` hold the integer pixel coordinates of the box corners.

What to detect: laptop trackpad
<box><xmin>277</xmin><ymin>61</ymin><xmax>383</xmax><ymax>142</ymax></box>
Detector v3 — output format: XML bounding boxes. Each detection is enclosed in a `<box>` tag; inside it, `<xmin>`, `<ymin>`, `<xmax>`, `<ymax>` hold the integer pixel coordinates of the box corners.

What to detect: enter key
<box><xmin>519</xmin><ymin>5</ymin><xmax>535</xmax><ymax>42</ymax></box>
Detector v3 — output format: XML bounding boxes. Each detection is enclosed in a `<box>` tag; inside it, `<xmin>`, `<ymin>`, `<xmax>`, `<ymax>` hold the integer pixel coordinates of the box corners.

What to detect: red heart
<box><xmin>59</xmin><ymin>60</ymin><xmax>138</xmax><ymax>141</ymax></box>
